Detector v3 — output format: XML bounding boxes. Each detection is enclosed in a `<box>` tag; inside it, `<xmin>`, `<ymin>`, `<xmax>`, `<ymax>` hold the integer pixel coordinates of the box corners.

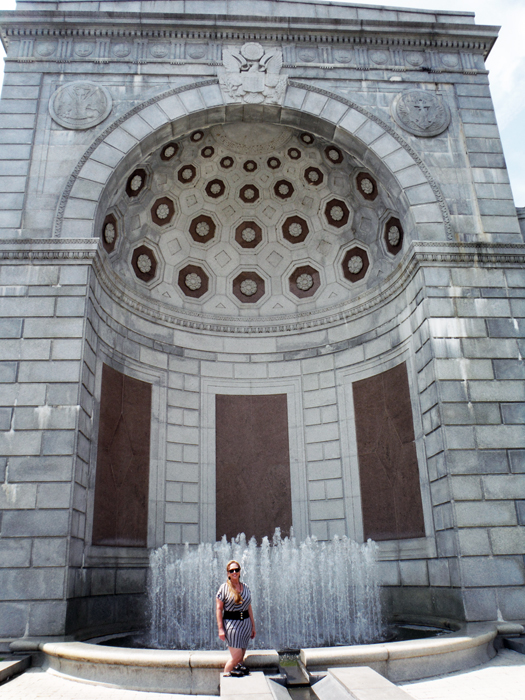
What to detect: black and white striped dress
<box><xmin>216</xmin><ymin>582</ymin><xmax>252</xmax><ymax>649</ymax></box>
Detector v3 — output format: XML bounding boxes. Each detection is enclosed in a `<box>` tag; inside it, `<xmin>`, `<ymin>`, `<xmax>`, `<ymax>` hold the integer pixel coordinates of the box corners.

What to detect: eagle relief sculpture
<box><xmin>219</xmin><ymin>42</ymin><xmax>287</xmax><ymax>105</ymax></box>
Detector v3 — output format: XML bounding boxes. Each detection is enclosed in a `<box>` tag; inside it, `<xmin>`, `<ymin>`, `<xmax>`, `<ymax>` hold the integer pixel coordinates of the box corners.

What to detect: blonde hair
<box><xmin>226</xmin><ymin>560</ymin><xmax>243</xmax><ymax>605</ymax></box>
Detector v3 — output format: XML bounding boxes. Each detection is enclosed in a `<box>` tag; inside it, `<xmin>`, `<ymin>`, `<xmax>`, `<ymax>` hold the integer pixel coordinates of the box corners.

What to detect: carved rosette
<box><xmin>126</xmin><ymin>169</ymin><xmax>147</xmax><ymax>198</ymax></box>
<box><xmin>131</xmin><ymin>245</ymin><xmax>157</xmax><ymax>283</ymax></box>
<box><xmin>356</xmin><ymin>173</ymin><xmax>378</xmax><ymax>201</ymax></box>
<box><xmin>235</xmin><ymin>221</ymin><xmax>263</xmax><ymax>249</ymax></box>
<box><xmin>189</xmin><ymin>215</ymin><xmax>216</xmax><ymax>244</ymax></box>
<box><xmin>325</xmin><ymin>199</ymin><xmax>350</xmax><ymax>228</ymax></box>
<box><xmin>101</xmin><ymin>214</ymin><xmax>118</xmax><ymax>254</ymax></box>
<box><xmin>289</xmin><ymin>265</ymin><xmax>320</xmax><ymax>298</ymax></box>
<box><xmin>342</xmin><ymin>247</ymin><xmax>369</xmax><ymax>283</ymax></box>
<box><xmin>384</xmin><ymin>217</ymin><xmax>404</xmax><ymax>255</ymax></box>
<box><xmin>151</xmin><ymin>197</ymin><xmax>175</xmax><ymax>227</ymax></box>
<box><xmin>282</xmin><ymin>216</ymin><xmax>309</xmax><ymax>244</ymax></box>
<box><xmin>232</xmin><ymin>271</ymin><xmax>266</xmax><ymax>303</ymax></box>
<box><xmin>178</xmin><ymin>264</ymin><xmax>209</xmax><ymax>299</ymax></box>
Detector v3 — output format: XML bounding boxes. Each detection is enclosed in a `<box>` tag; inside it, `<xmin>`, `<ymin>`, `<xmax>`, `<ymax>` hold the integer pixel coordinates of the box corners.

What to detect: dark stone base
<box><xmin>382</xmin><ymin>586</ymin><xmax>466</xmax><ymax>624</ymax></box>
<box><xmin>65</xmin><ymin>593</ymin><xmax>147</xmax><ymax>639</ymax></box>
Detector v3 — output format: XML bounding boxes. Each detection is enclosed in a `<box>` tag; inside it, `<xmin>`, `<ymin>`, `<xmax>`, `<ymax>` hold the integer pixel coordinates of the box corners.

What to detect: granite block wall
<box><xmin>0</xmin><ymin>0</ymin><xmax>524</xmax><ymax>643</ymax></box>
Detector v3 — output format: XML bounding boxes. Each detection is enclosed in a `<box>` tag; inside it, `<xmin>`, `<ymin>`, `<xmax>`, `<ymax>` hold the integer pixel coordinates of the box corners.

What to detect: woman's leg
<box><xmin>224</xmin><ymin>647</ymin><xmax>244</xmax><ymax>674</ymax></box>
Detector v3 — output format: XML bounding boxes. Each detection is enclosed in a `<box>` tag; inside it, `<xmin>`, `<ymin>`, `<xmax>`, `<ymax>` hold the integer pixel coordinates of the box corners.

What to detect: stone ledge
<box><xmin>301</xmin><ymin>622</ymin><xmax>498</xmax><ymax>682</ymax></box>
<box><xmin>0</xmin><ymin>655</ymin><xmax>31</xmax><ymax>683</ymax></box>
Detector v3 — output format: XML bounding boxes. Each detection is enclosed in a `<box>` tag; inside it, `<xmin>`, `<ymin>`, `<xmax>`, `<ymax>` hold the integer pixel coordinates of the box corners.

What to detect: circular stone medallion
<box><xmin>74</xmin><ymin>42</ymin><xmax>95</xmax><ymax>58</ymax></box>
<box><xmin>49</xmin><ymin>81</ymin><xmax>112</xmax><ymax>130</ymax></box>
<box><xmin>35</xmin><ymin>41</ymin><xmax>57</xmax><ymax>57</ymax></box>
<box><xmin>392</xmin><ymin>89</ymin><xmax>451</xmax><ymax>138</ymax></box>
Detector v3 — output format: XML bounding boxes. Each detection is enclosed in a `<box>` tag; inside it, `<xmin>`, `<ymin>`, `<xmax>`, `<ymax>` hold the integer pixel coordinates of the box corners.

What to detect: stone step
<box><xmin>312</xmin><ymin>666</ymin><xmax>416</xmax><ymax>700</ymax></box>
<box><xmin>220</xmin><ymin>670</ymin><xmax>281</xmax><ymax>699</ymax></box>
<box><xmin>503</xmin><ymin>636</ymin><xmax>525</xmax><ymax>655</ymax></box>
<box><xmin>0</xmin><ymin>656</ymin><xmax>31</xmax><ymax>684</ymax></box>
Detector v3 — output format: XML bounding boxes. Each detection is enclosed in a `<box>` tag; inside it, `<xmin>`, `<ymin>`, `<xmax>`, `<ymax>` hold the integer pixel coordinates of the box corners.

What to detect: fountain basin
<box><xmin>37</xmin><ymin>622</ymin><xmax>501</xmax><ymax>696</ymax></box>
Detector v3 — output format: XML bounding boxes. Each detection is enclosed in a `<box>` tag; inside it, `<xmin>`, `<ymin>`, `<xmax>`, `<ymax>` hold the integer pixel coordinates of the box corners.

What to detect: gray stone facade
<box><xmin>0</xmin><ymin>0</ymin><xmax>524</xmax><ymax>645</ymax></box>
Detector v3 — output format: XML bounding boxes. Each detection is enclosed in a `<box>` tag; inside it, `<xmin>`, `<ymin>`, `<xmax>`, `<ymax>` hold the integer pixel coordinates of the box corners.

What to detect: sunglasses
<box><xmin>228</xmin><ymin>568</ymin><xmax>241</xmax><ymax>574</ymax></box>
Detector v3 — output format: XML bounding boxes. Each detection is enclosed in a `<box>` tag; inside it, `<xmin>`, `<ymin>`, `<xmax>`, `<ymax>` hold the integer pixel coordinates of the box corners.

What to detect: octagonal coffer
<box><xmin>178</xmin><ymin>264</ymin><xmax>209</xmax><ymax>299</ymax></box>
<box><xmin>239</xmin><ymin>184</ymin><xmax>260</xmax><ymax>205</ymax></box>
<box><xmin>178</xmin><ymin>164</ymin><xmax>197</xmax><ymax>185</ymax></box>
<box><xmin>342</xmin><ymin>246</ymin><xmax>369</xmax><ymax>282</ymax></box>
<box><xmin>282</xmin><ymin>216</ymin><xmax>309</xmax><ymax>244</ymax></box>
<box><xmin>384</xmin><ymin>216</ymin><xmax>404</xmax><ymax>255</ymax></box>
<box><xmin>132</xmin><ymin>244</ymin><xmax>157</xmax><ymax>283</ymax></box>
<box><xmin>232</xmin><ymin>271</ymin><xmax>265</xmax><ymax>303</ymax></box>
<box><xmin>304</xmin><ymin>167</ymin><xmax>324</xmax><ymax>186</ymax></box>
<box><xmin>220</xmin><ymin>156</ymin><xmax>234</xmax><ymax>169</ymax></box>
<box><xmin>102</xmin><ymin>214</ymin><xmax>118</xmax><ymax>253</ymax></box>
<box><xmin>189</xmin><ymin>214</ymin><xmax>216</xmax><ymax>243</ymax></box>
<box><xmin>205</xmin><ymin>179</ymin><xmax>226</xmax><ymax>199</ymax></box>
<box><xmin>274</xmin><ymin>180</ymin><xmax>294</xmax><ymax>200</ymax></box>
<box><xmin>325</xmin><ymin>199</ymin><xmax>350</xmax><ymax>228</ymax></box>
<box><xmin>300</xmin><ymin>132</ymin><xmax>315</xmax><ymax>145</ymax></box>
<box><xmin>235</xmin><ymin>221</ymin><xmax>263</xmax><ymax>249</ymax></box>
<box><xmin>324</xmin><ymin>146</ymin><xmax>343</xmax><ymax>164</ymax></box>
<box><xmin>289</xmin><ymin>265</ymin><xmax>320</xmax><ymax>298</ymax></box>
<box><xmin>151</xmin><ymin>197</ymin><xmax>175</xmax><ymax>226</ymax></box>
<box><xmin>126</xmin><ymin>168</ymin><xmax>147</xmax><ymax>198</ymax></box>
<box><xmin>356</xmin><ymin>172</ymin><xmax>378</xmax><ymax>201</ymax></box>
<box><xmin>160</xmin><ymin>142</ymin><xmax>179</xmax><ymax>161</ymax></box>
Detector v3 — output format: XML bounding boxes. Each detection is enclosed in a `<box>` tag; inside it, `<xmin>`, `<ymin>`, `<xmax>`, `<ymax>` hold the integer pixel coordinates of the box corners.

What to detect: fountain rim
<box><xmin>38</xmin><ymin>620</ymin><xmax>502</xmax><ymax>668</ymax></box>
<box><xmin>14</xmin><ymin>621</ymin><xmax>524</xmax><ymax>695</ymax></box>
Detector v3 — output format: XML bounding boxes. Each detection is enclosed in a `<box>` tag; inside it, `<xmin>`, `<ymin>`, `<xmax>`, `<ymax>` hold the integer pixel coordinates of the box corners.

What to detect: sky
<box><xmin>0</xmin><ymin>0</ymin><xmax>523</xmax><ymax>205</ymax></box>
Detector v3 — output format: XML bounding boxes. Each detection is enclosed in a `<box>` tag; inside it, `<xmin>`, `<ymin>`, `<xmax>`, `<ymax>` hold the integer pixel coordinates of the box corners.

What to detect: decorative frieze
<box><xmin>5</xmin><ymin>29</ymin><xmax>486</xmax><ymax>75</ymax></box>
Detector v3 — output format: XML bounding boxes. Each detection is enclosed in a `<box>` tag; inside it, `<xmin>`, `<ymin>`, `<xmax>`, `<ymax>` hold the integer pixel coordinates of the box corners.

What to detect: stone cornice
<box><xmin>0</xmin><ymin>238</ymin><xmax>98</xmax><ymax>261</ymax></box>
<box><xmin>2</xmin><ymin>239</ymin><xmax>521</xmax><ymax>335</ymax></box>
<box><xmin>0</xmin><ymin>10</ymin><xmax>498</xmax><ymax>55</ymax></box>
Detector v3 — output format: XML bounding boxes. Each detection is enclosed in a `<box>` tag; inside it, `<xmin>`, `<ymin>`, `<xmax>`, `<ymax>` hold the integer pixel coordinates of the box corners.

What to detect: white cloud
<box><xmin>0</xmin><ymin>0</ymin><xmax>523</xmax><ymax>203</ymax></box>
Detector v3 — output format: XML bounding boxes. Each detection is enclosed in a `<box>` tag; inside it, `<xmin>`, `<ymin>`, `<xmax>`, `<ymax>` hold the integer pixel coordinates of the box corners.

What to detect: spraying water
<box><xmin>148</xmin><ymin>530</ymin><xmax>383</xmax><ymax>650</ymax></box>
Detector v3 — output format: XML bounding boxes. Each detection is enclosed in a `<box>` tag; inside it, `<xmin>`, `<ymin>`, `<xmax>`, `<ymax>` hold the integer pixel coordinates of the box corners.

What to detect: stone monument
<box><xmin>0</xmin><ymin>0</ymin><xmax>523</xmax><ymax>644</ymax></box>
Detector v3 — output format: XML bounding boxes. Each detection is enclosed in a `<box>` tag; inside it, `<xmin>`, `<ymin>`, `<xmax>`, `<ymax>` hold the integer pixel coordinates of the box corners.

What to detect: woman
<box><xmin>216</xmin><ymin>560</ymin><xmax>256</xmax><ymax>677</ymax></box>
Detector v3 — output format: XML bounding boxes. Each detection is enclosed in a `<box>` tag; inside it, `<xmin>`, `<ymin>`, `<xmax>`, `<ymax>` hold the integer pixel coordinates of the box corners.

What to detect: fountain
<box><xmin>148</xmin><ymin>530</ymin><xmax>383</xmax><ymax>651</ymax></box>
<box><xmin>37</xmin><ymin>529</ymin><xmax>501</xmax><ymax>696</ymax></box>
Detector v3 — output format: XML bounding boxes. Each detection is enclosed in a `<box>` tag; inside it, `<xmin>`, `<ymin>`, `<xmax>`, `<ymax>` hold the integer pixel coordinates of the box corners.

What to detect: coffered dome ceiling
<box><xmin>102</xmin><ymin>122</ymin><xmax>407</xmax><ymax>331</ymax></box>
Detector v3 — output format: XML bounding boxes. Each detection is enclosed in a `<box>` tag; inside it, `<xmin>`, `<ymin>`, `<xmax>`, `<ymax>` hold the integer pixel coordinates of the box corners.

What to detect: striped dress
<box><xmin>216</xmin><ymin>582</ymin><xmax>252</xmax><ymax>649</ymax></box>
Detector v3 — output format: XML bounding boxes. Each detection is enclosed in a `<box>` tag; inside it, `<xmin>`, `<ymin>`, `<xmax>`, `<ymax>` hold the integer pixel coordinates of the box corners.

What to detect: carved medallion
<box><xmin>150</xmin><ymin>43</ymin><xmax>169</xmax><ymax>58</ymax></box>
<box><xmin>35</xmin><ymin>41</ymin><xmax>57</xmax><ymax>57</ymax></box>
<box><xmin>49</xmin><ymin>81</ymin><xmax>112</xmax><ymax>130</ymax></box>
<box><xmin>113</xmin><ymin>42</ymin><xmax>131</xmax><ymax>58</ymax></box>
<box><xmin>74</xmin><ymin>42</ymin><xmax>95</xmax><ymax>58</ymax></box>
<box><xmin>391</xmin><ymin>89</ymin><xmax>451</xmax><ymax>138</ymax></box>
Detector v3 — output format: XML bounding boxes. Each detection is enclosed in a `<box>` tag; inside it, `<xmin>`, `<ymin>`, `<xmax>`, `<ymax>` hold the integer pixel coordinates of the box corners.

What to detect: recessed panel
<box><xmin>92</xmin><ymin>364</ymin><xmax>152</xmax><ymax>547</ymax></box>
<box><xmin>215</xmin><ymin>394</ymin><xmax>292</xmax><ymax>542</ymax></box>
<box><xmin>353</xmin><ymin>362</ymin><xmax>425</xmax><ymax>541</ymax></box>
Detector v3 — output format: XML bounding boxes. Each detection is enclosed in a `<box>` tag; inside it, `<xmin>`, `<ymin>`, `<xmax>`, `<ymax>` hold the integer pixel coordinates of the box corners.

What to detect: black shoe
<box><xmin>230</xmin><ymin>668</ymin><xmax>244</xmax><ymax>677</ymax></box>
<box><xmin>235</xmin><ymin>663</ymin><xmax>250</xmax><ymax>675</ymax></box>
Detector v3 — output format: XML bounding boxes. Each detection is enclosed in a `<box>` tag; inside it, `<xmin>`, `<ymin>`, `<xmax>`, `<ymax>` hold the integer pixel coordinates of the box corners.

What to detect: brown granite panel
<box><xmin>353</xmin><ymin>362</ymin><xmax>425</xmax><ymax>541</ymax></box>
<box><xmin>92</xmin><ymin>364</ymin><xmax>152</xmax><ymax>547</ymax></box>
<box><xmin>215</xmin><ymin>394</ymin><xmax>292</xmax><ymax>543</ymax></box>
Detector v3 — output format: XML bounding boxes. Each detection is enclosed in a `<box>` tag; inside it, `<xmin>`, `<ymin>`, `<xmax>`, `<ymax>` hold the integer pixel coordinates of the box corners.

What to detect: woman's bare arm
<box><xmin>216</xmin><ymin>598</ymin><xmax>226</xmax><ymax>641</ymax></box>
<box><xmin>248</xmin><ymin>603</ymin><xmax>256</xmax><ymax>639</ymax></box>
